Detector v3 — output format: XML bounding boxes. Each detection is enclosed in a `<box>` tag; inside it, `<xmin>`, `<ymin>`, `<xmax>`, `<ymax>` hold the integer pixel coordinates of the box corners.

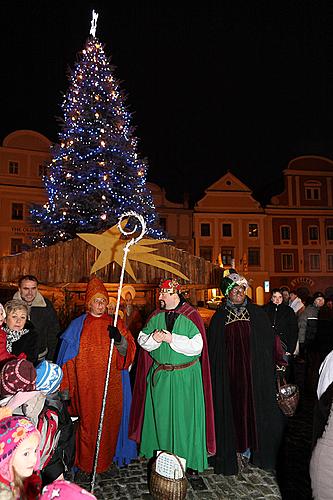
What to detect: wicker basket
<box><xmin>276</xmin><ymin>376</ymin><xmax>299</xmax><ymax>417</ymax></box>
<box><xmin>150</xmin><ymin>452</ymin><xmax>188</xmax><ymax>500</ymax></box>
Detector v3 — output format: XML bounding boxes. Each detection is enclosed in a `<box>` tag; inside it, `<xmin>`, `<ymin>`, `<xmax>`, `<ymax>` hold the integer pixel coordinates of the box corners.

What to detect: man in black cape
<box><xmin>207</xmin><ymin>269</ymin><xmax>285</xmax><ymax>475</ymax></box>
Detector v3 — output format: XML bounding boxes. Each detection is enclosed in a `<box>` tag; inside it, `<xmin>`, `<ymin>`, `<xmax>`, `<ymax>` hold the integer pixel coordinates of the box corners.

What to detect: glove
<box><xmin>108</xmin><ymin>325</ymin><xmax>122</xmax><ymax>343</ymax></box>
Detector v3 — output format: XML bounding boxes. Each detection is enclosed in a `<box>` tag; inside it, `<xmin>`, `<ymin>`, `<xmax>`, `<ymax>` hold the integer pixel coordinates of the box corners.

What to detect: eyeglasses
<box><xmin>230</xmin><ymin>287</ymin><xmax>245</xmax><ymax>295</ymax></box>
<box><xmin>92</xmin><ymin>298</ymin><xmax>107</xmax><ymax>304</ymax></box>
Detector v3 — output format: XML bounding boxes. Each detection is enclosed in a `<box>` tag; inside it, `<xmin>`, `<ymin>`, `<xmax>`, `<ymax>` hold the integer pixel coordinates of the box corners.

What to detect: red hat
<box><xmin>85</xmin><ymin>276</ymin><xmax>108</xmax><ymax>308</ymax></box>
<box><xmin>0</xmin><ymin>358</ymin><xmax>36</xmax><ymax>396</ymax></box>
<box><xmin>159</xmin><ymin>279</ymin><xmax>181</xmax><ymax>294</ymax></box>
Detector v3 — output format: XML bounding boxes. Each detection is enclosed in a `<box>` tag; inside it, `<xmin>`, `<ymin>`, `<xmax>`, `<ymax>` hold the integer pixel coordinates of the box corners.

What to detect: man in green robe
<box><xmin>136</xmin><ymin>278</ymin><xmax>212</xmax><ymax>473</ymax></box>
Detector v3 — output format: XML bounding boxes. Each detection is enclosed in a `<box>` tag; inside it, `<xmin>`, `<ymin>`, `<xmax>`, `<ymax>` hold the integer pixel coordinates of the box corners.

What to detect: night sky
<box><xmin>2</xmin><ymin>1</ymin><xmax>333</xmax><ymax>205</ymax></box>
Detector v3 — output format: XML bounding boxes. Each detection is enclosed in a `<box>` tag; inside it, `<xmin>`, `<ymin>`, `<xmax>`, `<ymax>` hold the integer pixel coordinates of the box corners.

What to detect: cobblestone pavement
<box><xmin>74</xmin><ymin>361</ymin><xmax>316</xmax><ymax>500</ymax></box>
<box><xmin>75</xmin><ymin>459</ymin><xmax>281</xmax><ymax>500</ymax></box>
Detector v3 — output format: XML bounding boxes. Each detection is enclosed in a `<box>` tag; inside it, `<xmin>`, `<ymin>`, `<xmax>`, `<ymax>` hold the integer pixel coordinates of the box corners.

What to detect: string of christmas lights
<box><xmin>30</xmin><ymin>32</ymin><xmax>164</xmax><ymax>246</ymax></box>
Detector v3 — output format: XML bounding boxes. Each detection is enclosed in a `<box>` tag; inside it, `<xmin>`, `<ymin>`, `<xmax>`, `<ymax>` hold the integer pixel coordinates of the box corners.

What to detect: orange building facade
<box><xmin>0</xmin><ymin>130</ymin><xmax>51</xmax><ymax>256</ymax></box>
<box><xmin>0</xmin><ymin>130</ymin><xmax>193</xmax><ymax>257</ymax></box>
<box><xmin>194</xmin><ymin>157</ymin><xmax>333</xmax><ymax>304</ymax></box>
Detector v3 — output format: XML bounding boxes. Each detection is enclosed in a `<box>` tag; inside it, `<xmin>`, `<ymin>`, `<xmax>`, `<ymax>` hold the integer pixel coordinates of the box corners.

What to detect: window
<box><xmin>309</xmin><ymin>254</ymin><xmax>320</xmax><ymax>271</ymax></box>
<box><xmin>305</xmin><ymin>180</ymin><xmax>321</xmax><ymax>201</ymax></box>
<box><xmin>309</xmin><ymin>226</ymin><xmax>319</xmax><ymax>241</ymax></box>
<box><xmin>248</xmin><ymin>248</ymin><xmax>260</xmax><ymax>266</ymax></box>
<box><xmin>38</xmin><ymin>165</ymin><xmax>48</xmax><ymax>177</ymax></box>
<box><xmin>159</xmin><ymin>217</ymin><xmax>167</xmax><ymax>232</ymax></box>
<box><xmin>327</xmin><ymin>227</ymin><xmax>333</xmax><ymax>241</ymax></box>
<box><xmin>11</xmin><ymin>203</ymin><xmax>23</xmax><ymax>220</ymax></box>
<box><xmin>221</xmin><ymin>248</ymin><xmax>234</xmax><ymax>266</ymax></box>
<box><xmin>280</xmin><ymin>225</ymin><xmax>291</xmax><ymax>241</ymax></box>
<box><xmin>200</xmin><ymin>223</ymin><xmax>210</xmax><ymax>237</ymax></box>
<box><xmin>305</xmin><ymin>187</ymin><xmax>320</xmax><ymax>200</ymax></box>
<box><xmin>248</xmin><ymin>224</ymin><xmax>258</xmax><ymax>238</ymax></box>
<box><xmin>328</xmin><ymin>254</ymin><xmax>333</xmax><ymax>271</ymax></box>
<box><xmin>10</xmin><ymin>238</ymin><xmax>23</xmax><ymax>254</ymax></box>
<box><xmin>200</xmin><ymin>247</ymin><xmax>212</xmax><ymax>261</ymax></box>
<box><xmin>222</xmin><ymin>223</ymin><xmax>232</xmax><ymax>237</ymax></box>
<box><xmin>8</xmin><ymin>161</ymin><xmax>19</xmax><ymax>174</ymax></box>
<box><xmin>282</xmin><ymin>253</ymin><xmax>294</xmax><ymax>271</ymax></box>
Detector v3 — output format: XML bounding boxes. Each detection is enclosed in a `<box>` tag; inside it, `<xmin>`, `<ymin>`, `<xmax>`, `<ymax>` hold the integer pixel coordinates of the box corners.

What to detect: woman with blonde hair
<box><xmin>3</xmin><ymin>300</ymin><xmax>39</xmax><ymax>365</ymax></box>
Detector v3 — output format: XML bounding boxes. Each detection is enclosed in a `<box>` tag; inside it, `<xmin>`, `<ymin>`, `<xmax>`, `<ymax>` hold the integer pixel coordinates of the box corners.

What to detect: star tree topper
<box><xmin>77</xmin><ymin>219</ymin><xmax>189</xmax><ymax>281</ymax></box>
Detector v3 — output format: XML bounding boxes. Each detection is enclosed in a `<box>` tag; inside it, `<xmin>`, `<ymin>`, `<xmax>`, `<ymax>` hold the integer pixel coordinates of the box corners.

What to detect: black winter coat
<box><xmin>30</xmin><ymin>298</ymin><xmax>61</xmax><ymax>361</ymax></box>
<box><xmin>8</xmin><ymin>320</ymin><xmax>39</xmax><ymax>366</ymax></box>
<box><xmin>262</xmin><ymin>301</ymin><xmax>298</xmax><ymax>354</ymax></box>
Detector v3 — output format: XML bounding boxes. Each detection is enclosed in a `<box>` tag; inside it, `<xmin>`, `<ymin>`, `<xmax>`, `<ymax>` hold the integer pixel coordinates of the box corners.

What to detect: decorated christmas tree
<box><xmin>31</xmin><ymin>11</ymin><xmax>163</xmax><ymax>246</ymax></box>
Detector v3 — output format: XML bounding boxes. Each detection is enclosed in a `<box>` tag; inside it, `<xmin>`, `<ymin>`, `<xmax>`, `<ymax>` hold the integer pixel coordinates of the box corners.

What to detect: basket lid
<box><xmin>155</xmin><ymin>451</ymin><xmax>187</xmax><ymax>479</ymax></box>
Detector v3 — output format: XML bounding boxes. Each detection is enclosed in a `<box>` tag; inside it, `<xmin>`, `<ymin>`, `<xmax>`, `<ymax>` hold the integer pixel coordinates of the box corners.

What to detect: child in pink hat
<box><xmin>0</xmin><ymin>415</ymin><xmax>42</xmax><ymax>498</ymax></box>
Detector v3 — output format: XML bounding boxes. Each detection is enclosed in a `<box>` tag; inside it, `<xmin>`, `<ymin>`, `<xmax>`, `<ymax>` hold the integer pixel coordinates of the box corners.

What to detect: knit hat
<box><xmin>36</xmin><ymin>360</ymin><xmax>63</xmax><ymax>394</ymax></box>
<box><xmin>85</xmin><ymin>276</ymin><xmax>108</xmax><ymax>309</ymax></box>
<box><xmin>220</xmin><ymin>268</ymin><xmax>248</xmax><ymax>297</ymax></box>
<box><xmin>40</xmin><ymin>480</ymin><xmax>97</xmax><ymax>499</ymax></box>
<box><xmin>159</xmin><ymin>279</ymin><xmax>181</xmax><ymax>294</ymax></box>
<box><xmin>313</xmin><ymin>291</ymin><xmax>325</xmax><ymax>301</ymax></box>
<box><xmin>0</xmin><ymin>358</ymin><xmax>36</xmax><ymax>396</ymax></box>
<box><xmin>0</xmin><ymin>416</ymin><xmax>40</xmax><ymax>482</ymax></box>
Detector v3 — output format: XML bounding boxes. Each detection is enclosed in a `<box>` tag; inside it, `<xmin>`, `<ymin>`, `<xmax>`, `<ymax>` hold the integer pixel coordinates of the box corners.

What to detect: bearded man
<box><xmin>129</xmin><ymin>278</ymin><xmax>215</xmax><ymax>474</ymax></box>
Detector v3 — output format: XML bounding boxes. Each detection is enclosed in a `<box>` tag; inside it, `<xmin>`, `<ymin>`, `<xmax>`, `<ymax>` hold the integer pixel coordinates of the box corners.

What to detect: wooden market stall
<box><xmin>0</xmin><ymin>236</ymin><xmax>221</xmax><ymax>328</ymax></box>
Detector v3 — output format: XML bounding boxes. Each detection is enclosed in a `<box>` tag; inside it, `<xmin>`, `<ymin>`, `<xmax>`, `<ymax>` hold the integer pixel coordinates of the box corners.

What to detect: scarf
<box><xmin>226</xmin><ymin>296</ymin><xmax>248</xmax><ymax>313</ymax></box>
<box><xmin>3</xmin><ymin>324</ymin><xmax>29</xmax><ymax>353</ymax></box>
<box><xmin>225</xmin><ymin>297</ymin><xmax>249</xmax><ymax>324</ymax></box>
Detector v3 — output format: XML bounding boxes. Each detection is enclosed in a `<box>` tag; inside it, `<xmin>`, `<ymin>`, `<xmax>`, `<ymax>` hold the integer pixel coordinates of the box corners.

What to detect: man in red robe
<box><xmin>57</xmin><ymin>277</ymin><xmax>136</xmax><ymax>476</ymax></box>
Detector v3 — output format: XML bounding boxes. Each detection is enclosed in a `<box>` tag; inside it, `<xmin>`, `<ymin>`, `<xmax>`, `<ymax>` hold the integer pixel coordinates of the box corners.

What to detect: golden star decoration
<box><xmin>77</xmin><ymin>221</ymin><xmax>189</xmax><ymax>281</ymax></box>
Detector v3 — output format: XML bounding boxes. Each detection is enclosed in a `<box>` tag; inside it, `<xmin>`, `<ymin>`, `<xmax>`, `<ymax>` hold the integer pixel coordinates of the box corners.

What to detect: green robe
<box><xmin>139</xmin><ymin>311</ymin><xmax>208</xmax><ymax>471</ymax></box>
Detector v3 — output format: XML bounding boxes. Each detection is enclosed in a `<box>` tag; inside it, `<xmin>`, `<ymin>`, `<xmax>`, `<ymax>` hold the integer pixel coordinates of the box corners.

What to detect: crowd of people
<box><xmin>0</xmin><ymin>271</ymin><xmax>332</xmax><ymax>498</ymax></box>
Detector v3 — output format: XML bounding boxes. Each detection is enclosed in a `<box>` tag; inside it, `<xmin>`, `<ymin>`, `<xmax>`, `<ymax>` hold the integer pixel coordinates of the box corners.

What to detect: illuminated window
<box><xmin>221</xmin><ymin>248</ymin><xmax>233</xmax><ymax>266</ymax></box>
<box><xmin>248</xmin><ymin>224</ymin><xmax>258</xmax><ymax>238</ymax></box>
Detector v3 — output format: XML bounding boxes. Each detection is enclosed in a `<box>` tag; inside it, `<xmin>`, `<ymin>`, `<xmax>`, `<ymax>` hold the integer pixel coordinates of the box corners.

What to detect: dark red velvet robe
<box><xmin>208</xmin><ymin>302</ymin><xmax>286</xmax><ymax>475</ymax></box>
